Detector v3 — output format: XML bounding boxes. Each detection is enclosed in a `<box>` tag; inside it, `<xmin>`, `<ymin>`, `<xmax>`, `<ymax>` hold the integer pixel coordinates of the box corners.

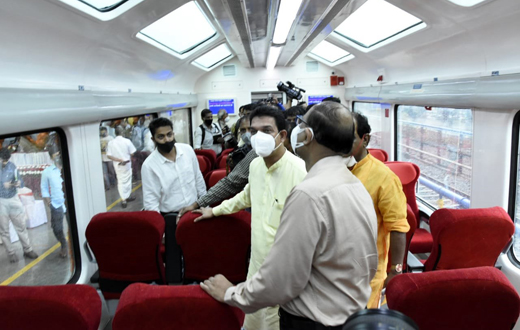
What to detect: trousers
<box><xmin>279</xmin><ymin>309</ymin><xmax>346</xmax><ymax>330</ymax></box>
<box><xmin>0</xmin><ymin>195</ymin><xmax>33</xmax><ymax>255</ymax></box>
<box><xmin>50</xmin><ymin>204</ymin><xmax>67</xmax><ymax>248</ymax></box>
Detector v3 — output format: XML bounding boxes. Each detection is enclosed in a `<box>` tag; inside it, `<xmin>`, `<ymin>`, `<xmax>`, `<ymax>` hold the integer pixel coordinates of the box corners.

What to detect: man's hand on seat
<box><xmin>200</xmin><ymin>274</ymin><xmax>233</xmax><ymax>303</ymax></box>
<box><xmin>191</xmin><ymin>207</ymin><xmax>214</xmax><ymax>222</ymax></box>
<box><xmin>177</xmin><ymin>202</ymin><xmax>199</xmax><ymax>224</ymax></box>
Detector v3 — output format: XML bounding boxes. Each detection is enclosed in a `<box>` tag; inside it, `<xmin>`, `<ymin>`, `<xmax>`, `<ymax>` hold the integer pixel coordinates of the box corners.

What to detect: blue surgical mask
<box><xmin>241</xmin><ymin>132</ymin><xmax>252</xmax><ymax>146</ymax></box>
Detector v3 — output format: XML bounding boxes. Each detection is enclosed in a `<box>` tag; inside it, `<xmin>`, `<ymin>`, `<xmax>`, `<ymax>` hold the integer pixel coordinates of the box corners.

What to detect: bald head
<box><xmin>305</xmin><ymin>101</ymin><xmax>355</xmax><ymax>154</ymax></box>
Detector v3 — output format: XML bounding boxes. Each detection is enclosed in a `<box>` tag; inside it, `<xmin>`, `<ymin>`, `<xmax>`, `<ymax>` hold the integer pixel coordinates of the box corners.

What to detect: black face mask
<box><xmin>157</xmin><ymin>140</ymin><xmax>175</xmax><ymax>154</ymax></box>
<box><xmin>204</xmin><ymin>119</ymin><xmax>213</xmax><ymax>126</ymax></box>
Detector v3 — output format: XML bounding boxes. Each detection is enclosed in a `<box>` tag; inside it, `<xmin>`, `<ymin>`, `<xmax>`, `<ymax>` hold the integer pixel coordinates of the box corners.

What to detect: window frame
<box><xmin>191</xmin><ymin>43</ymin><xmax>235</xmax><ymax>71</ymax></box>
<box><xmin>394</xmin><ymin>104</ymin><xmax>474</xmax><ymax>210</ymax></box>
<box><xmin>507</xmin><ymin>110</ymin><xmax>520</xmax><ymax>266</ymax></box>
<box><xmin>352</xmin><ymin>101</ymin><xmax>385</xmax><ymax>149</ymax></box>
<box><xmin>0</xmin><ymin>127</ymin><xmax>81</xmax><ymax>285</ymax></box>
<box><xmin>307</xmin><ymin>40</ymin><xmax>355</xmax><ymax>66</ymax></box>
<box><xmin>77</xmin><ymin>0</ymin><xmax>128</xmax><ymax>12</ymax></box>
<box><xmin>58</xmin><ymin>0</ymin><xmax>144</xmax><ymax>21</ymax></box>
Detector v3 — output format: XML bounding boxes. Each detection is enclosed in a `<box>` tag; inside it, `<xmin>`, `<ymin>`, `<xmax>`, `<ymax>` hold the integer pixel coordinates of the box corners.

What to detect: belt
<box><xmin>279</xmin><ymin>308</ymin><xmax>345</xmax><ymax>330</ymax></box>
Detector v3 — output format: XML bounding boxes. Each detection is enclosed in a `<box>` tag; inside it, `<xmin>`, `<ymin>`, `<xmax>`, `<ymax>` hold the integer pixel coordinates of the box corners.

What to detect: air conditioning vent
<box><xmin>306</xmin><ymin>60</ymin><xmax>319</xmax><ymax>72</ymax></box>
<box><xmin>223</xmin><ymin>65</ymin><xmax>236</xmax><ymax>76</ymax></box>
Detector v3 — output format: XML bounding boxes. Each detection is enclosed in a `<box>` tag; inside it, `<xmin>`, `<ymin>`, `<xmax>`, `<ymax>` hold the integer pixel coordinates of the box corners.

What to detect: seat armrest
<box><xmin>407</xmin><ymin>251</ymin><xmax>424</xmax><ymax>273</ymax></box>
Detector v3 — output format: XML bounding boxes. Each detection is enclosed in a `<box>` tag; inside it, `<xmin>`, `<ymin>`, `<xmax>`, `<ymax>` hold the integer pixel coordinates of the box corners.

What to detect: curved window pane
<box><xmin>79</xmin><ymin>0</ymin><xmax>126</xmax><ymax>11</ymax></box>
<box><xmin>0</xmin><ymin>131</ymin><xmax>76</xmax><ymax>285</ymax></box>
<box><xmin>397</xmin><ymin>106</ymin><xmax>473</xmax><ymax>209</ymax></box>
<box><xmin>353</xmin><ymin>102</ymin><xmax>383</xmax><ymax>148</ymax></box>
<box><xmin>193</xmin><ymin>44</ymin><xmax>233</xmax><ymax>69</ymax></box>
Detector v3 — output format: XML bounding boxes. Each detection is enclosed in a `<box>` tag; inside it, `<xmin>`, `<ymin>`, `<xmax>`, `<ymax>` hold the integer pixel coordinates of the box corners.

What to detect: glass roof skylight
<box><xmin>446</xmin><ymin>0</ymin><xmax>487</xmax><ymax>6</ymax></box>
<box><xmin>309</xmin><ymin>40</ymin><xmax>354</xmax><ymax>65</ymax></box>
<box><xmin>334</xmin><ymin>0</ymin><xmax>424</xmax><ymax>49</ymax></box>
<box><xmin>192</xmin><ymin>44</ymin><xmax>234</xmax><ymax>71</ymax></box>
<box><xmin>79</xmin><ymin>0</ymin><xmax>126</xmax><ymax>11</ymax></box>
<box><xmin>138</xmin><ymin>1</ymin><xmax>217</xmax><ymax>57</ymax></box>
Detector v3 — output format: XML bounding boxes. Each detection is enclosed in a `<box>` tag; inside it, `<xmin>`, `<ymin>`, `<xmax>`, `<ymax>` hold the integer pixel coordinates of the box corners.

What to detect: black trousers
<box><xmin>279</xmin><ymin>309</ymin><xmax>346</xmax><ymax>330</ymax></box>
<box><xmin>161</xmin><ymin>212</ymin><xmax>183</xmax><ymax>283</ymax></box>
<box><xmin>50</xmin><ymin>204</ymin><xmax>67</xmax><ymax>248</ymax></box>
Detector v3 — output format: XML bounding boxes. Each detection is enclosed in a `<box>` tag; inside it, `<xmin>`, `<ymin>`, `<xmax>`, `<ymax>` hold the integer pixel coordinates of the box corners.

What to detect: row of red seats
<box><xmin>196</xmin><ymin>148</ymin><xmax>233</xmax><ymax>177</ymax></box>
<box><xmin>0</xmin><ymin>283</ymin><xmax>244</xmax><ymax>330</ymax></box>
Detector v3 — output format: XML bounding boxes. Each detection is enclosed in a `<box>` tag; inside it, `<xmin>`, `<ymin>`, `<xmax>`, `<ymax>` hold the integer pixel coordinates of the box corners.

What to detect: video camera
<box><xmin>277</xmin><ymin>81</ymin><xmax>306</xmax><ymax>101</ymax></box>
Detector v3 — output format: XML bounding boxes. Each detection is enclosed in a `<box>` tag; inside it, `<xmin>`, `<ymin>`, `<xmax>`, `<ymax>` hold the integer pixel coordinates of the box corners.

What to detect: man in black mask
<box><xmin>141</xmin><ymin>117</ymin><xmax>206</xmax><ymax>214</ymax></box>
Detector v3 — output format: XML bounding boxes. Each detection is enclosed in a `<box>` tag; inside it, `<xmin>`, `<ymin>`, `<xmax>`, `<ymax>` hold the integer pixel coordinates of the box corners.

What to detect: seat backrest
<box><xmin>385</xmin><ymin>161</ymin><xmax>421</xmax><ymax>221</ymax></box>
<box><xmin>218</xmin><ymin>154</ymin><xmax>229</xmax><ymax>169</ymax></box>
<box><xmin>195</xmin><ymin>149</ymin><xmax>217</xmax><ymax>168</ymax></box>
<box><xmin>208</xmin><ymin>169</ymin><xmax>227</xmax><ymax>188</ymax></box>
<box><xmin>85</xmin><ymin>211</ymin><xmax>166</xmax><ymax>299</ymax></box>
<box><xmin>368</xmin><ymin>148</ymin><xmax>389</xmax><ymax>162</ymax></box>
<box><xmin>197</xmin><ymin>155</ymin><xmax>212</xmax><ymax>176</ymax></box>
<box><xmin>423</xmin><ymin>206</ymin><xmax>514</xmax><ymax>271</ymax></box>
<box><xmin>388</xmin><ymin>203</ymin><xmax>417</xmax><ymax>273</ymax></box>
<box><xmin>0</xmin><ymin>285</ymin><xmax>101</xmax><ymax>330</ymax></box>
<box><xmin>113</xmin><ymin>283</ymin><xmax>244</xmax><ymax>330</ymax></box>
<box><xmin>386</xmin><ymin>267</ymin><xmax>520</xmax><ymax>330</ymax></box>
<box><xmin>176</xmin><ymin>211</ymin><xmax>251</xmax><ymax>283</ymax></box>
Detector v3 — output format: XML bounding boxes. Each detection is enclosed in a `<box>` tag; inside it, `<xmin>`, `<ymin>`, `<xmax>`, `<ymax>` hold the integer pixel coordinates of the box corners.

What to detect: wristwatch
<box><xmin>391</xmin><ymin>264</ymin><xmax>403</xmax><ymax>273</ymax></box>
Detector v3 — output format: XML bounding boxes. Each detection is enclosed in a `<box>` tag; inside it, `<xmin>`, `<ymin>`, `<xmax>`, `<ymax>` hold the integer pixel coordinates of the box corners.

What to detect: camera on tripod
<box><xmin>277</xmin><ymin>81</ymin><xmax>306</xmax><ymax>101</ymax></box>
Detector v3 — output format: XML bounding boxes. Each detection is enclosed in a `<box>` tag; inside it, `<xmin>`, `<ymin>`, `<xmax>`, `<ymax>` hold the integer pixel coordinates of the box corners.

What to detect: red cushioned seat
<box><xmin>387</xmin><ymin>267</ymin><xmax>520</xmax><ymax>330</ymax></box>
<box><xmin>423</xmin><ymin>206</ymin><xmax>514</xmax><ymax>272</ymax></box>
<box><xmin>113</xmin><ymin>283</ymin><xmax>244</xmax><ymax>330</ymax></box>
<box><xmin>196</xmin><ymin>155</ymin><xmax>212</xmax><ymax>177</ymax></box>
<box><xmin>195</xmin><ymin>149</ymin><xmax>217</xmax><ymax>168</ymax></box>
<box><xmin>177</xmin><ymin>211</ymin><xmax>251</xmax><ymax>283</ymax></box>
<box><xmin>207</xmin><ymin>169</ymin><xmax>227</xmax><ymax>188</ymax></box>
<box><xmin>216</xmin><ymin>148</ymin><xmax>233</xmax><ymax>169</ymax></box>
<box><xmin>368</xmin><ymin>148</ymin><xmax>388</xmax><ymax>162</ymax></box>
<box><xmin>218</xmin><ymin>154</ymin><xmax>229</xmax><ymax>169</ymax></box>
<box><xmin>385</xmin><ymin>161</ymin><xmax>432</xmax><ymax>254</ymax></box>
<box><xmin>85</xmin><ymin>211</ymin><xmax>166</xmax><ymax>299</ymax></box>
<box><xmin>0</xmin><ymin>285</ymin><xmax>101</xmax><ymax>330</ymax></box>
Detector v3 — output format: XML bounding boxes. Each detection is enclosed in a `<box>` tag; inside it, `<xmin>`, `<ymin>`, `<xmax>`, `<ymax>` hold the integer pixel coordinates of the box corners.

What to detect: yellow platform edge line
<box><xmin>106</xmin><ymin>183</ymin><xmax>142</xmax><ymax>211</ymax></box>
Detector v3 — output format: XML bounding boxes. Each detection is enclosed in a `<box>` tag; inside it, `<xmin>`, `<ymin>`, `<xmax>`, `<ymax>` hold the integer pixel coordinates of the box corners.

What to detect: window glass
<box><xmin>100</xmin><ymin>115</ymin><xmax>155</xmax><ymax>212</ymax></box>
<box><xmin>0</xmin><ymin>131</ymin><xmax>76</xmax><ymax>285</ymax></box>
<box><xmin>334</xmin><ymin>0</ymin><xmax>424</xmax><ymax>49</ymax></box>
<box><xmin>138</xmin><ymin>1</ymin><xmax>217</xmax><ymax>56</ymax></box>
<box><xmin>396</xmin><ymin>106</ymin><xmax>473</xmax><ymax>209</ymax></box>
<box><xmin>159</xmin><ymin>109</ymin><xmax>192</xmax><ymax>146</ymax></box>
<box><xmin>512</xmin><ymin>113</ymin><xmax>520</xmax><ymax>261</ymax></box>
<box><xmin>308</xmin><ymin>40</ymin><xmax>354</xmax><ymax>66</ymax></box>
<box><xmin>446</xmin><ymin>0</ymin><xmax>487</xmax><ymax>7</ymax></box>
<box><xmin>192</xmin><ymin>44</ymin><xmax>233</xmax><ymax>70</ymax></box>
<box><xmin>79</xmin><ymin>0</ymin><xmax>126</xmax><ymax>11</ymax></box>
<box><xmin>353</xmin><ymin>102</ymin><xmax>382</xmax><ymax>148</ymax></box>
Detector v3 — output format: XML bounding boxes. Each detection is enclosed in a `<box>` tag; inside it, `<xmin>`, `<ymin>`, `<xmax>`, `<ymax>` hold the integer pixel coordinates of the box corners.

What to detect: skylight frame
<box><xmin>308</xmin><ymin>40</ymin><xmax>355</xmax><ymax>67</ymax></box>
<box><xmin>191</xmin><ymin>44</ymin><xmax>235</xmax><ymax>72</ymax></box>
<box><xmin>136</xmin><ymin>1</ymin><xmax>219</xmax><ymax>60</ymax></box>
<box><xmin>445</xmin><ymin>0</ymin><xmax>488</xmax><ymax>7</ymax></box>
<box><xmin>331</xmin><ymin>0</ymin><xmax>427</xmax><ymax>53</ymax></box>
<box><xmin>58</xmin><ymin>0</ymin><xmax>143</xmax><ymax>21</ymax></box>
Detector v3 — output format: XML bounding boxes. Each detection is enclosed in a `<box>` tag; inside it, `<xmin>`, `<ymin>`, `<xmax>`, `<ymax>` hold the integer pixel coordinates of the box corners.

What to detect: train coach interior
<box><xmin>1</xmin><ymin>0</ymin><xmax>520</xmax><ymax>328</ymax></box>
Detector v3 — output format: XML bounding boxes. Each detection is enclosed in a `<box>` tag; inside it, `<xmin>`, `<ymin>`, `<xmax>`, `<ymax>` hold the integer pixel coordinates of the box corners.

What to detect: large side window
<box><xmin>0</xmin><ymin>130</ymin><xmax>77</xmax><ymax>285</ymax></box>
<box><xmin>100</xmin><ymin>115</ymin><xmax>155</xmax><ymax>212</ymax></box>
<box><xmin>353</xmin><ymin>102</ymin><xmax>383</xmax><ymax>148</ymax></box>
<box><xmin>158</xmin><ymin>109</ymin><xmax>193</xmax><ymax>146</ymax></box>
<box><xmin>396</xmin><ymin>106</ymin><xmax>473</xmax><ymax>209</ymax></box>
<box><xmin>510</xmin><ymin>111</ymin><xmax>520</xmax><ymax>261</ymax></box>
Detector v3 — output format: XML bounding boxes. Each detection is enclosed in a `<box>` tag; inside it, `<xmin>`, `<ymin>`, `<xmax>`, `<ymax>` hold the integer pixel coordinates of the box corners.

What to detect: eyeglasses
<box><xmin>295</xmin><ymin>115</ymin><xmax>308</xmax><ymax>126</ymax></box>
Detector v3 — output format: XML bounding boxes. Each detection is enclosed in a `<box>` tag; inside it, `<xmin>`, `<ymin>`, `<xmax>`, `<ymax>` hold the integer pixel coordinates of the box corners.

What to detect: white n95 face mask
<box><xmin>251</xmin><ymin>131</ymin><xmax>281</xmax><ymax>158</ymax></box>
<box><xmin>290</xmin><ymin>125</ymin><xmax>314</xmax><ymax>155</ymax></box>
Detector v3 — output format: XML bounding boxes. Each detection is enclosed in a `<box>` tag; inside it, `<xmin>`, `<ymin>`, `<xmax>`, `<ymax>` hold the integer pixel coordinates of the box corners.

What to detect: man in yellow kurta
<box><xmin>194</xmin><ymin>105</ymin><xmax>307</xmax><ymax>330</ymax></box>
<box><xmin>349</xmin><ymin>112</ymin><xmax>410</xmax><ymax>308</ymax></box>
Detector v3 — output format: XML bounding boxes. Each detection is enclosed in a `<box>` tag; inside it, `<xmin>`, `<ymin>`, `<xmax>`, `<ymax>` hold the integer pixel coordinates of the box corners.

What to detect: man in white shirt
<box><xmin>106</xmin><ymin>126</ymin><xmax>136</xmax><ymax>208</ymax></box>
<box><xmin>141</xmin><ymin>117</ymin><xmax>206</xmax><ymax>213</ymax></box>
<box><xmin>100</xmin><ymin>127</ymin><xmax>116</xmax><ymax>190</ymax></box>
<box><xmin>194</xmin><ymin>109</ymin><xmax>223</xmax><ymax>156</ymax></box>
<box><xmin>201</xmin><ymin>102</ymin><xmax>378</xmax><ymax>330</ymax></box>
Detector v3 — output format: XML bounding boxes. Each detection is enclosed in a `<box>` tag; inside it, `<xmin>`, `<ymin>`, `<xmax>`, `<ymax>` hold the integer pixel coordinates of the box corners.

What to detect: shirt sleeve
<box><xmin>190</xmin><ymin>147</ymin><xmax>207</xmax><ymax>198</ymax></box>
<box><xmin>197</xmin><ymin>150</ymin><xmax>256</xmax><ymax>207</ymax></box>
<box><xmin>106</xmin><ymin>141</ymin><xmax>114</xmax><ymax>158</ymax></box>
<box><xmin>141</xmin><ymin>163</ymin><xmax>161</xmax><ymax>212</ymax></box>
<box><xmin>224</xmin><ymin>189</ymin><xmax>322</xmax><ymax>313</ymax></box>
<box><xmin>379</xmin><ymin>173</ymin><xmax>410</xmax><ymax>233</ymax></box>
<box><xmin>212</xmin><ymin>182</ymin><xmax>251</xmax><ymax>216</ymax></box>
<box><xmin>194</xmin><ymin>127</ymin><xmax>202</xmax><ymax>149</ymax></box>
<box><xmin>40</xmin><ymin>169</ymin><xmax>50</xmax><ymax>198</ymax></box>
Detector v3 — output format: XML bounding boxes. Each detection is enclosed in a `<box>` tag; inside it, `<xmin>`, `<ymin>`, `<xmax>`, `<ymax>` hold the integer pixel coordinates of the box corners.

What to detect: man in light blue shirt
<box><xmin>41</xmin><ymin>147</ymin><xmax>67</xmax><ymax>258</ymax></box>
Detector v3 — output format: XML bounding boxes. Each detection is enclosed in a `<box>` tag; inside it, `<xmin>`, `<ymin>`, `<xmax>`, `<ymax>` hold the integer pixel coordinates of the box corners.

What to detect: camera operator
<box><xmin>217</xmin><ymin>109</ymin><xmax>238</xmax><ymax>149</ymax></box>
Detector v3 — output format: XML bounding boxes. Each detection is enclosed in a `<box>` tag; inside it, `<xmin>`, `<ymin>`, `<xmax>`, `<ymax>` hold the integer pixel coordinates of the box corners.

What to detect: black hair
<box><xmin>321</xmin><ymin>97</ymin><xmax>341</xmax><ymax>104</ymax></box>
<box><xmin>149</xmin><ymin>117</ymin><xmax>173</xmax><ymax>137</ymax></box>
<box><xmin>47</xmin><ymin>145</ymin><xmax>59</xmax><ymax>158</ymax></box>
<box><xmin>285</xmin><ymin>106</ymin><xmax>305</xmax><ymax>119</ymax></box>
<box><xmin>285</xmin><ymin>120</ymin><xmax>297</xmax><ymax>137</ymax></box>
<box><xmin>242</xmin><ymin>103</ymin><xmax>257</xmax><ymax>112</ymax></box>
<box><xmin>201</xmin><ymin>109</ymin><xmax>212</xmax><ymax>118</ymax></box>
<box><xmin>305</xmin><ymin>103</ymin><xmax>316</xmax><ymax>114</ymax></box>
<box><xmin>352</xmin><ymin>112</ymin><xmax>372</xmax><ymax>137</ymax></box>
<box><xmin>115</xmin><ymin>126</ymin><xmax>124</xmax><ymax>136</ymax></box>
<box><xmin>100</xmin><ymin>126</ymin><xmax>107</xmax><ymax>132</ymax></box>
<box><xmin>0</xmin><ymin>148</ymin><xmax>11</xmax><ymax>161</ymax></box>
<box><xmin>306</xmin><ymin>101</ymin><xmax>355</xmax><ymax>154</ymax></box>
<box><xmin>249</xmin><ymin>105</ymin><xmax>286</xmax><ymax>133</ymax></box>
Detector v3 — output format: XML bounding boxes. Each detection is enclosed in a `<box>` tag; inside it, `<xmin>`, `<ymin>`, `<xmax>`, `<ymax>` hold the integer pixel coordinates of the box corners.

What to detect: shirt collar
<box><xmin>263</xmin><ymin>148</ymin><xmax>288</xmax><ymax>173</ymax></box>
<box><xmin>156</xmin><ymin>145</ymin><xmax>184</xmax><ymax>163</ymax></box>
<box><xmin>351</xmin><ymin>152</ymin><xmax>372</xmax><ymax>171</ymax></box>
<box><xmin>306</xmin><ymin>155</ymin><xmax>346</xmax><ymax>179</ymax></box>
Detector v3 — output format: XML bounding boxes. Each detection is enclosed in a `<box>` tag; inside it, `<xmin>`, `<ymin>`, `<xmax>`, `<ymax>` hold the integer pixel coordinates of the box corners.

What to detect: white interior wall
<box><xmin>192</xmin><ymin>57</ymin><xmax>346</xmax><ymax>128</ymax></box>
